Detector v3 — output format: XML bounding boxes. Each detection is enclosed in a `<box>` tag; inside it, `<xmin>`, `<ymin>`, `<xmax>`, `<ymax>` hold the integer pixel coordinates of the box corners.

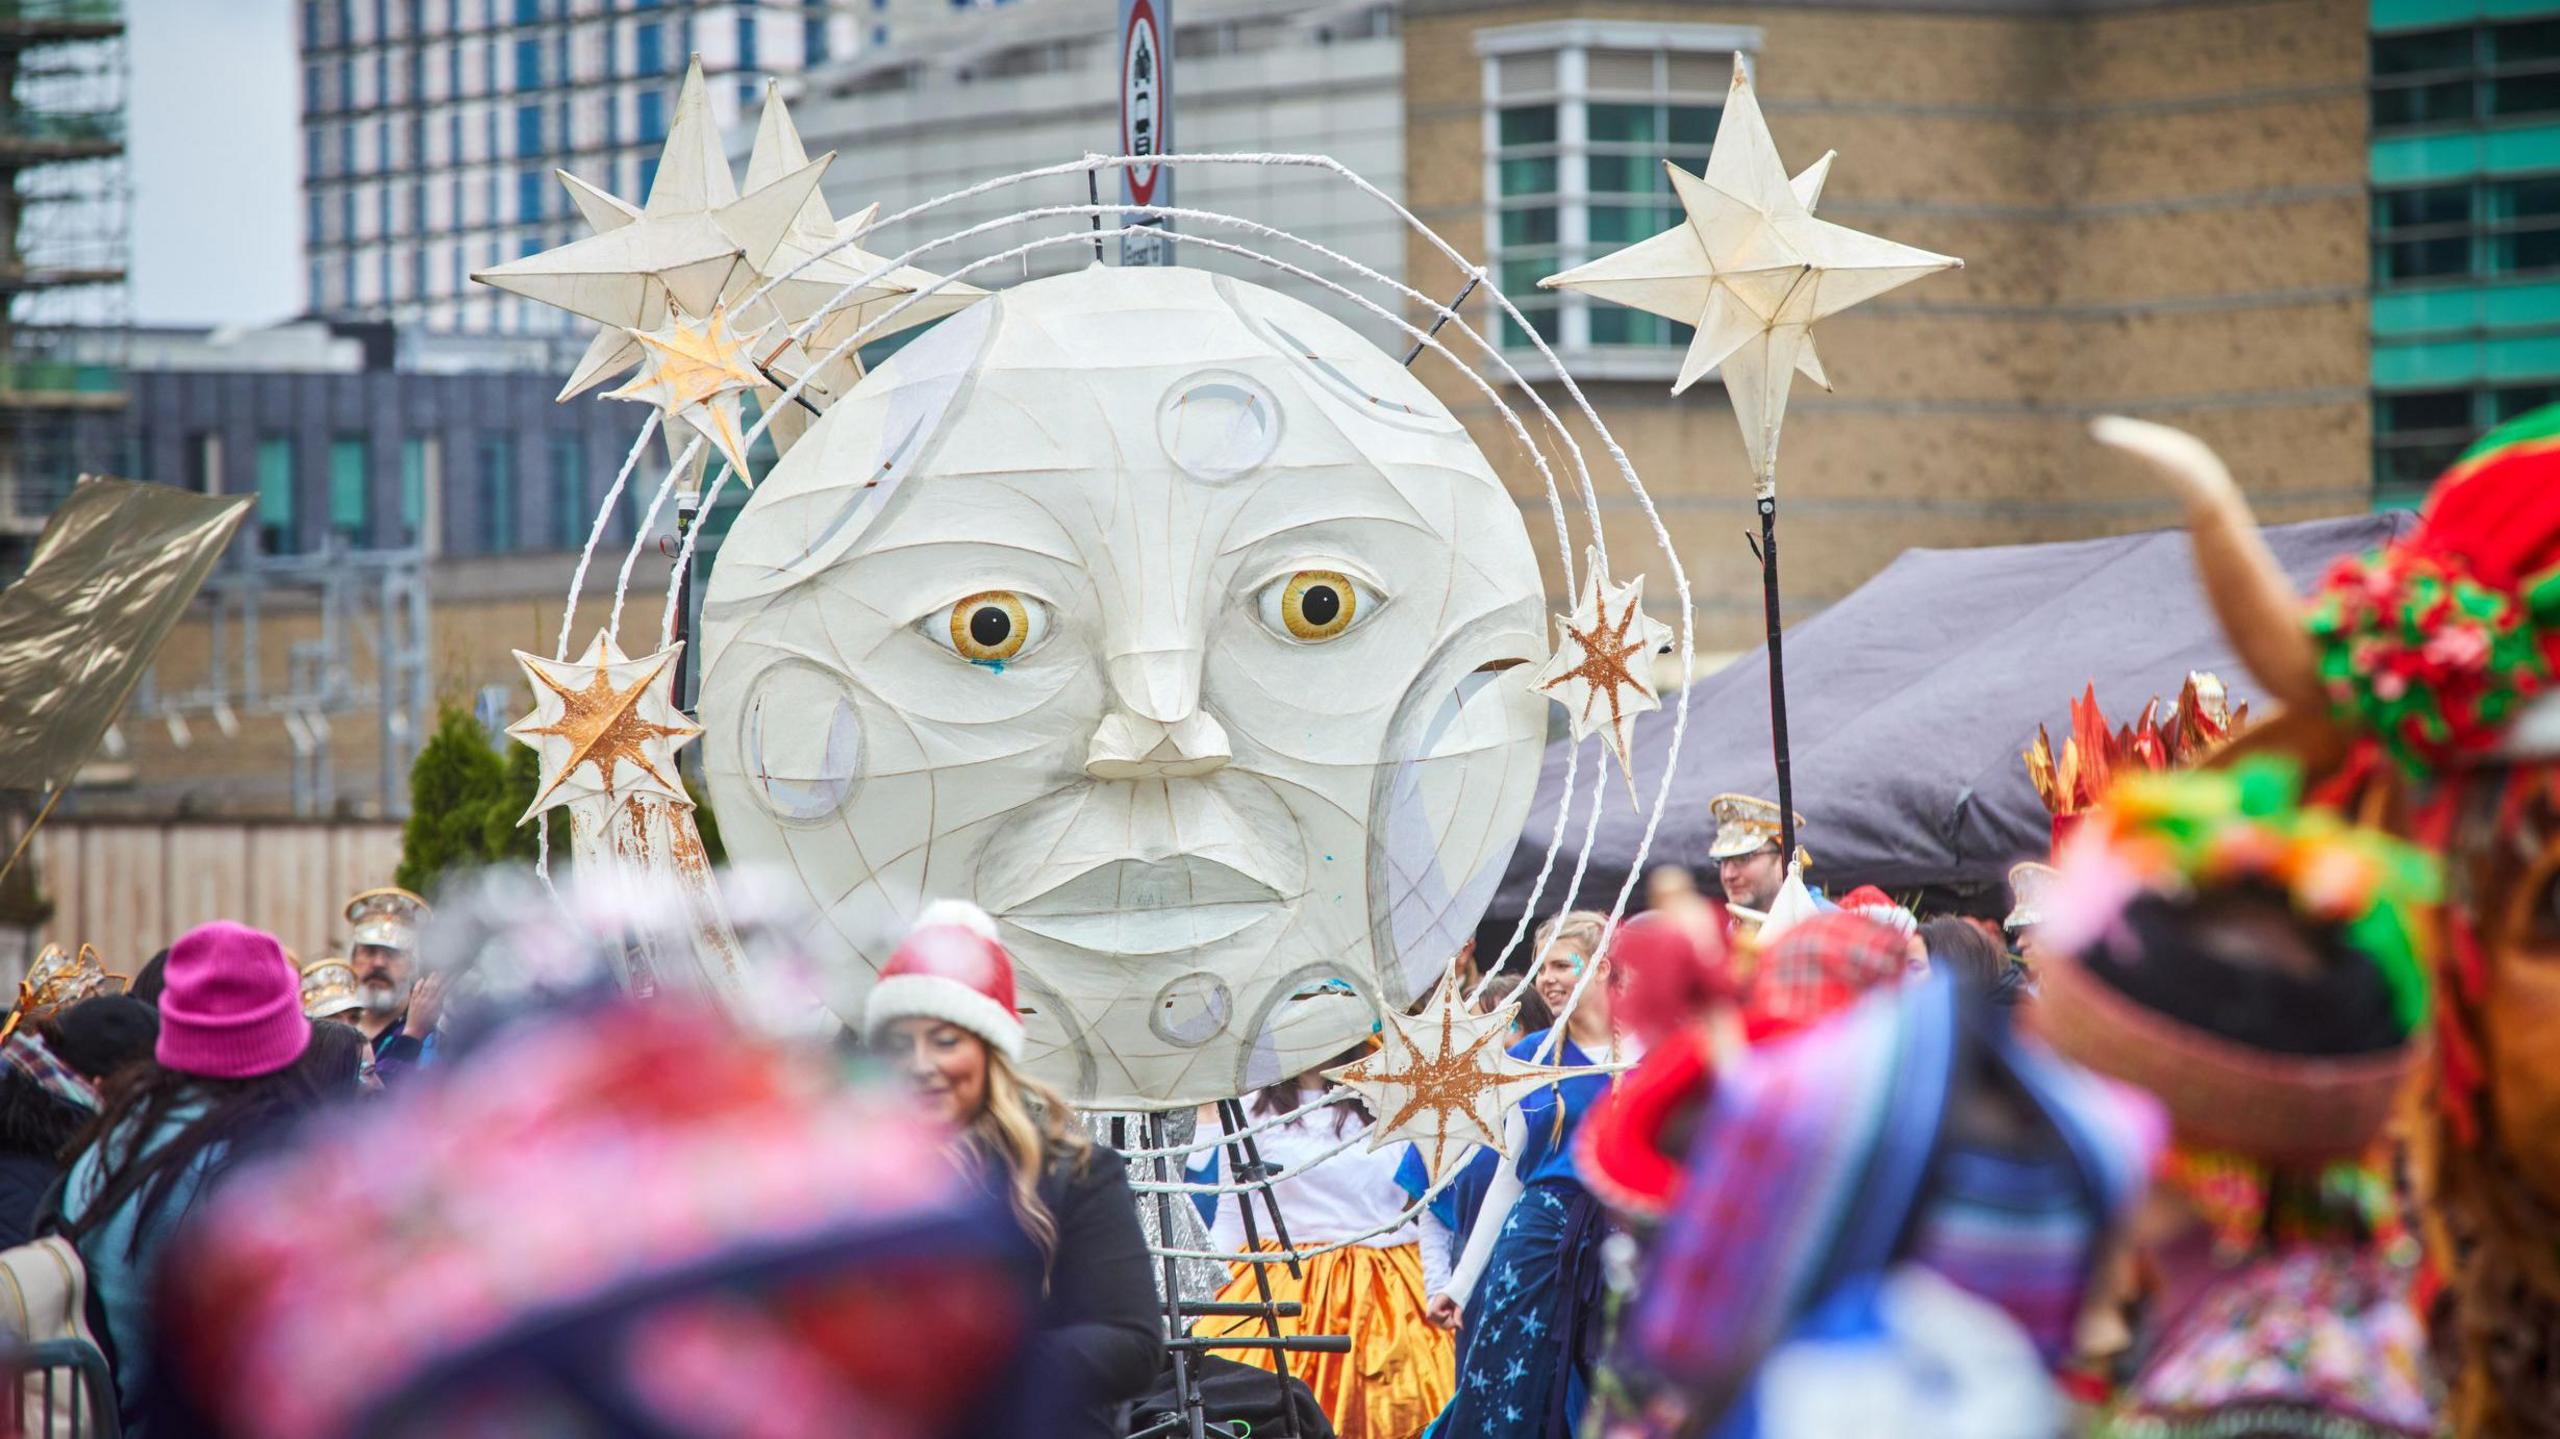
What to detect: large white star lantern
<box><xmin>1326</xmin><ymin>967</ymin><xmax>1584</xmax><ymax>1184</ymax></box>
<box><xmin>1530</xmin><ymin>547</ymin><xmax>1675</xmax><ymax>795</ymax></box>
<box><xmin>474</xmin><ymin>59</ymin><xmax>985</xmax><ymax>479</ymax></box>
<box><xmin>1540</xmin><ymin>57</ymin><xmax>1962</xmax><ymax>492</ymax></box>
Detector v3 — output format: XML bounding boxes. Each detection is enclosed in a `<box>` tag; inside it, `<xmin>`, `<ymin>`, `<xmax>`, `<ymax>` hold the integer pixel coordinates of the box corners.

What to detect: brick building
<box><xmin>1402</xmin><ymin>0</ymin><xmax>2372</xmax><ymax>652</ymax></box>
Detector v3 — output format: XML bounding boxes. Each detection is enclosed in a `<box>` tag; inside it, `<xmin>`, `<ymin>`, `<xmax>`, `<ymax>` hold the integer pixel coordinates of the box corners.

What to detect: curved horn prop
<box><xmin>2092</xmin><ymin>417</ymin><xmax>2324</xmax><ymax>717</ymax></box>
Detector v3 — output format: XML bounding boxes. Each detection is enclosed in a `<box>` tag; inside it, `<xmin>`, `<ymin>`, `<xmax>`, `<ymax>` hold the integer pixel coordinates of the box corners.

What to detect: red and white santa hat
<box><xmin>861</xmin><ymin>901</ymin><xmax>1025</xmax><ymax>1063</ymax></box>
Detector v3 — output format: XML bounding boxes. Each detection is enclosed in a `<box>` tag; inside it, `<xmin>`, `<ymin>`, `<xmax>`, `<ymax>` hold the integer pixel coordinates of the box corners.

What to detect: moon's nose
<box><xmin>1086</xmin><ymin>711</ymin><xmax>1231</xmax><ymax>780</ymax></box>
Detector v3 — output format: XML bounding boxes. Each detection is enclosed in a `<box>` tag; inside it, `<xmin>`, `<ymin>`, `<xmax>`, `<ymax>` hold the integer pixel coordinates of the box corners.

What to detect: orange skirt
<box><xmin>1195</xmin><ymin>1241</ymin><xmax>1455</xmax><ymax>1439</ymax></box>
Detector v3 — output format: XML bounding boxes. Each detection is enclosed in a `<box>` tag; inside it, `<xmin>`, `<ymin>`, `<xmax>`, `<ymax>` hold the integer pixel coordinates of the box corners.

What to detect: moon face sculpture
<box><xmin>699</xmin><ymin>265</ymin><xmax>1550</xmax><ymax>1107</ymax></box>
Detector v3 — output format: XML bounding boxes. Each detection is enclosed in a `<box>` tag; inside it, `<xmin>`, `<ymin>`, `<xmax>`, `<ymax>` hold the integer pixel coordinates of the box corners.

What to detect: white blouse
<box><xmin>1199</xmin><ymin>1108</ymin><xmax>1422</xmax><ymax>1252</ymax></box>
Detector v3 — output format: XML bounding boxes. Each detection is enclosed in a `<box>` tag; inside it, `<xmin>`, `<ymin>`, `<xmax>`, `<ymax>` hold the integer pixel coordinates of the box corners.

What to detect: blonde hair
<box><xmin>1532</xmin><ymin>910</ymin><xmax>1613</xmax><ymax>981</ymax></box>
<box><xmin>1529</xmin><ymin>909</ymin><xmax>1615</xmax><ymax>1149</ymax></box>
<box><xmin>968</xmin><ymin>1048</ymin><xmax>1095</xmax><ymax>1273</ymax></box>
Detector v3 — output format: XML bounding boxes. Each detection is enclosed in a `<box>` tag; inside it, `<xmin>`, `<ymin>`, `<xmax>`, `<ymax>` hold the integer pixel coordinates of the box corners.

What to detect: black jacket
<box><xmin>0</xmin><ymin>1150</ymin><xmax>58</xmax><ymax>1249</ymax></box>
<box><xmin>1030</xmin><ymin>1146</ymin><xmax>1166</xmax><ymax>1439</ymax></box>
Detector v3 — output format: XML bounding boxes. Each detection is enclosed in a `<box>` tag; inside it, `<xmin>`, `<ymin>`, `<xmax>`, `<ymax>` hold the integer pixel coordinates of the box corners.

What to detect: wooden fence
<box><xmin>31</xmin><ymin>819</ymin><xmax>406</xmax><ymax>974</ymax></box>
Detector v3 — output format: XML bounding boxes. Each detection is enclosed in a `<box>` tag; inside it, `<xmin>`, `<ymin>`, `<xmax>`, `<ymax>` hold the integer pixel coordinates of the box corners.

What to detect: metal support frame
<box><xmin>1123</xmin><ymin>1103</ymin><xmax>1351</xmax><ymax>1439</ymax></box>
<box><xmin>128</xmin><ymin>540</ymin><xmax>431</xmax><ymax>817</ymax></box>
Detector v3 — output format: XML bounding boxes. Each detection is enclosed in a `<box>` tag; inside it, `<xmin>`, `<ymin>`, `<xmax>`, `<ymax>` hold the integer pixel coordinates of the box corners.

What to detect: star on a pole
<box><xmin>1529</xmin><ymin>550</ymin><xmax>1674</xmax><ymax>793</ymax></box>
<box><xmin>1539</xmin><ymin>56</ymin><xmax>1961</xmax><ymax>493</ymax></box>
<box><xmin>506</xmin><ymin>633</ymin><xmax>702</xmax><ymax>823</ymax></box>
<box><xmin>603</xmin><ymin>305</ymin><xmax>775</xmax><ymax>482</ymax></box>
<box><xmin>1325</xmin><ymin>966</ymin><xmax>1582</xmax><ymax>1184</ymax></box>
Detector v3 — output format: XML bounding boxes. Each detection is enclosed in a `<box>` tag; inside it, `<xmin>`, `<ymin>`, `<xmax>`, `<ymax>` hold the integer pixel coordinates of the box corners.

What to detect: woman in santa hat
<box><xmin>866</xmin><ymin>901</ymin><xmax>1165</xmax><ymax>1439</ymax></box>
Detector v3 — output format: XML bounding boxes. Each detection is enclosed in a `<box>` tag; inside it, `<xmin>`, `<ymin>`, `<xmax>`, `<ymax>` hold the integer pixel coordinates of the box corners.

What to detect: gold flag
<box><xmin>0</xmin><ymin>477</ymin><xmax>251</xmax><ymax>793</ymax></box>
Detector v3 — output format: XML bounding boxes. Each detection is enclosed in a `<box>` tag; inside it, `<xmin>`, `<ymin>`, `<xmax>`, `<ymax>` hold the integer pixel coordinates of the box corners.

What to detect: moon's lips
<box><xmin>1002</xmin><ymin>855</ymin><xmax>1289</xmax><ymax>955</ymax></box>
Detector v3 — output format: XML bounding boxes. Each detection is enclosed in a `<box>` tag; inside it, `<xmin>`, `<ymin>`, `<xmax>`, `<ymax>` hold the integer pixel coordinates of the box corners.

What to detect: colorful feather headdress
<box><xmin>2024</xmin><ymin>673</ymin><xmax>2248</xmax><ymax>847</ymax></box>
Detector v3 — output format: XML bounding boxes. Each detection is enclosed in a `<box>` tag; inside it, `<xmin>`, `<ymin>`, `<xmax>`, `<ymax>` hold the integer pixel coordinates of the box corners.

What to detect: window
<box><xmin>477</xmin><ymin>433</ymin><xmax>517</xmax><ymax>552</ymax></box>
<box><xmin>806</xmin><ymin>14</ymin><xmax>828</xmax><ymax>63</ymax></box>
<box><xmin>1479</xmin><ymin>23</ymin><xmax>1750</xmax><ymax>366</ymax></box>
<box><xmin>184</xmin><ymin>431</ymin><xmax>220</xmax><ymax>494</ymax></box>
<box><xmin>549</xmin><ymin>433</ymin><xmax>586</xmax><ymax>548</ymax></box>
<box><xmin>2374</xmin><ymin>19</ymin><xmax>2560</xmax><ymax>134</ymax></box>
<box><xmin>639</xmin><ymin>155</ymin><xmax>659</xmax><ymax>197</ymax></box>
<box><xmin>516</xmin><ymin>102</ymin><xmax>542</xmax><ymax>156</ymax></box>
<box><xmin>515</xmin><ymin>36</ymin><xmax>541</xmax><ymax>90</ymax></box>
<box><xmin>256</xmin><ymin>437</ymin><xmax>298</xmax><ymax>554</ymax></box>
<box><xmin>329</xmin><ymin>435</ymin><xmax>369</xmax><ymax>543</ymax></box>
<box><xmin>2375</xmin><ymin>384</ymin><xmax>2560</xmax><ymax>500</ymax></box>
<box><xmin>636</xmin><ymin>88</ymin><xmax>665</xmax><ymax>142</ymax></box>
<box><xmin>2373</xmin><ymin>174</ymin><xmax>2560</xmax><ymax>284</ymax></box>
<box><xmin>635</xmin><ymin>20</ymin><xmax>665</xmax><ymax>75</ymax></box>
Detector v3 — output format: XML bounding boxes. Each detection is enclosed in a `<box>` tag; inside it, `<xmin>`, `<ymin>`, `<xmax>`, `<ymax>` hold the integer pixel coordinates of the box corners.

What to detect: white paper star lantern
<box><xmin>1540</xmin><ymin>57</ymin><xmax>1962</xmax><ymax>492</ymax></box>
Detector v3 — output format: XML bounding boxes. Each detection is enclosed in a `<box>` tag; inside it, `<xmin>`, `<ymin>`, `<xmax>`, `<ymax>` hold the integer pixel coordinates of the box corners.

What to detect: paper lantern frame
<box><xmin>545</xmin><ymin>157</ymin><xmax>1686</xmax><ymax>1204</ymax></box>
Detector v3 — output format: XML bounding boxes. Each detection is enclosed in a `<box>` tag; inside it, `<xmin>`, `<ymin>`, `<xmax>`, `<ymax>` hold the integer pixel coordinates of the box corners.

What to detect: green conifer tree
<box><xmin>395</xmin><ymin>704</ymin><xmax>509</xmax><ymax>894</ymax></box>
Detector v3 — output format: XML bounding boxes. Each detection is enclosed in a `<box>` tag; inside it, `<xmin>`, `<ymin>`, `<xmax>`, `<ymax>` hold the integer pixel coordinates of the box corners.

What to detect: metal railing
<box><xmin>13</xmin><ymin>1337</ymin><xmax>121</xmax><ymax>1439</ymax></box>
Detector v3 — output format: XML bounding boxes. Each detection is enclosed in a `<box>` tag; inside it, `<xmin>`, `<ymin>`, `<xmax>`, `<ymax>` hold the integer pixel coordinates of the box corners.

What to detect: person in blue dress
<box><xmin>1420</xmin><ymin>910</ymin><xmax>1629</xmax><ymax>1438</ymax></box>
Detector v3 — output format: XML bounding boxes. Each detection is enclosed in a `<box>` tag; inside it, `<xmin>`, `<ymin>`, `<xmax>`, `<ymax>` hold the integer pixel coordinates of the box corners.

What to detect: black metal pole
<box><xmin>1400</xmin><ymin>272</ymin><xmax>1482</xmax><ymax>368</ymax></box>
<box><xmin>1144</xmin><ymin>1110</ymin><xmax>1208</xmax><ymax>1439</ymax></box>
<box><xmin>671</xmin><ymin>505</ymin><xmax>697</xmax><ymax>719</ymax></box>
<box><xmin>1087</xmin><ymin>168</ymin><xmax>1108</xmax><ymax>264</ymax></box>
<box><xmin>1217</xmin><ymin>1098</ymin><xmax>1301</xmax><ymax>1439</ymax></box>
<box><xmin>1757</xmin><ymin>493</ymin><xmax>1796</xmax><ymax>862</ymax></box>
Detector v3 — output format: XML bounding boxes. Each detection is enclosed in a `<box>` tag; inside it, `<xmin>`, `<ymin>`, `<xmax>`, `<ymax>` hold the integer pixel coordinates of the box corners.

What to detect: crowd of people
<box><xmin>0</xmin><ymin>771</ymin><xmax>2485</xmax><ymax>1439</ymax></box>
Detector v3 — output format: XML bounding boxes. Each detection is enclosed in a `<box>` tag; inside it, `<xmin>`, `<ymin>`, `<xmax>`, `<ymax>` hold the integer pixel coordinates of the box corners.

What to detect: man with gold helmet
<box><xmin>1705</xmin><ymin>793</ymin><xmax>1806</xmax><ymax>916</ymax></box>
<box><xmin>344</xmin><ymin>887</ymin><xmax>439</xmax><ymax>1072</ymax></box>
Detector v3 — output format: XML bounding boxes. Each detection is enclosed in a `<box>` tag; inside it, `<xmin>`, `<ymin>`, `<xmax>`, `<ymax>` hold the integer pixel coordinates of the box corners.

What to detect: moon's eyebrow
<box><xmin>1218</xmin><ymin>486</ymin><xmax>1436</xmax><ymax>556</ymax></box>
<box><xmin>860</xmin><ymin>486</ymin><xmax>1082</xmax><ymax>563</ymax></box>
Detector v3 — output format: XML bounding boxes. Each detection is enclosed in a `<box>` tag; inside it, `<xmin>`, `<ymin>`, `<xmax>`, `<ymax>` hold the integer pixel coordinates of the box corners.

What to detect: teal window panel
<box><xmin>2373</xmin><ymin>0</ymin><xmax>2482</xmax><ymax>32</ymax></box>
<box><xmin>2373</xmin><ymin>278</ymin><xmax>2560</xmax><ymax>333</ymax></box>
<box><xmin>2374</xmin><ymin>122</ymin><xmax>2560</xmax><ymax>183</ymax></box>
<box><xmin>328</xmin><ymin>435</ymin><xmax>367</xmax><ymax>540</ymax></box>
<box><xmin>2375</xmin><ymin>336</ymin><xmax>2486</xmax><ymax>385</ymax></box>
<box><xmin>255</xmin><ymin>436</ymin><xmax>297</xmax><ymax>555</ymax></box>
<box><xmin>2373</xmin><ymin>130</ymin><xmax>2489</xmax><ymax>185</ymax></box>
<box><xmin>2488</xmin><ymin>330</ymin><xmax>2560</xmax><ymax>372</ymax></box>
<box><xmin>2488</xmin><ymin>122</ymin><xmax>2560</xmax><ymax>171</ymax></box>
<box><xmin>2376</xmin><ymin>332</ymin><xmax>2560</xmax><ymax>384</ymax></box>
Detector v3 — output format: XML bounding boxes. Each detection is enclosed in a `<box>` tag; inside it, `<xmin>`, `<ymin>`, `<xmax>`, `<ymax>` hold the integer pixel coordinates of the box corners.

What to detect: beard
<box><xmin>358</xmin><ymin>978</ymin><xmax>406</xmax><ymax>1018</ymax></box>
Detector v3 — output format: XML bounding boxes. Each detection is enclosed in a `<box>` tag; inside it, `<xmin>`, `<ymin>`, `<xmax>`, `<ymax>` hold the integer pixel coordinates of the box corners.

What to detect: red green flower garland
<box><xmin>2306</xmin><ymin>546</ymin><xmax>2559</xmax><ymax>777</ymax></box>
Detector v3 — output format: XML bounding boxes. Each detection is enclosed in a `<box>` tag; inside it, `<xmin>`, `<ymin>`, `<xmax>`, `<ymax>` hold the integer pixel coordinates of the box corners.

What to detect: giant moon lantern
<box><xmin>698</xmin><ymin>265</ymin><xmax>1551</xmax><ymax>1107</ymax></box>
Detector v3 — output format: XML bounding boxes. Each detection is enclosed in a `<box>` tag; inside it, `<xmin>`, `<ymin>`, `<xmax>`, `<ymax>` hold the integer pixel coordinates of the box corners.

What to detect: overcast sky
<box><xmin>128</xmin><ymin>0</ymin><xmax>302</xmax><ymax>326</ymax></box>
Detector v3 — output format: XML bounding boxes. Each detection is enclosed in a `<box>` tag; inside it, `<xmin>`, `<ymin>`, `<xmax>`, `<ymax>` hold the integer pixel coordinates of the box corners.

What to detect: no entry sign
<box><xmin>1118</xmin><ymin>0</ymin><xmax>1172</xmax><ymax>265</ymax></box>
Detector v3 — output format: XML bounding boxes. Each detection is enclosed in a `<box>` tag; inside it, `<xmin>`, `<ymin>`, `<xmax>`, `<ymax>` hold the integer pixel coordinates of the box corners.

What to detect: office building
<box><xmin>2368</xmin><ymin>3</ymin><xmax>2560</xmax><ymax>505</ymax></box>
<box><xmin>298</xmin><ymin>0</ymin><xmax>858</xmax><ymax>338</ymax></box>
<box><xmin>786</xmin><ymin>0</ymin><xmax>1407</xmax><ymax>347</ymax></box>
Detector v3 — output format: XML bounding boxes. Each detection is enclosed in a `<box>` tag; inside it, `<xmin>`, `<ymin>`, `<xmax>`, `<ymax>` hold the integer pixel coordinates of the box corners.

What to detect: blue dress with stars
<box><xmin>1426</xmin><ymin>1029</ymin><xmax>1612</xmax><ymax>1439</ymax></box>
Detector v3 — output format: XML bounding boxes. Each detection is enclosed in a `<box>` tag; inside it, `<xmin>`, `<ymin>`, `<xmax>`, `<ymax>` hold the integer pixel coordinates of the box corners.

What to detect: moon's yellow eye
<box><xmin>1267</xmin><ymin>570</ymin><xmax>1363</xmax><ymax>642</ymax></box>
<box><xmin>948</xmin><ymin>591</ymin><xmax>1033</xmax><ymax>661</ymax></box>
